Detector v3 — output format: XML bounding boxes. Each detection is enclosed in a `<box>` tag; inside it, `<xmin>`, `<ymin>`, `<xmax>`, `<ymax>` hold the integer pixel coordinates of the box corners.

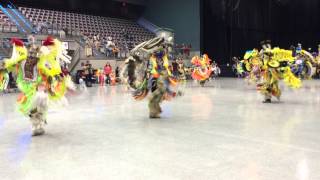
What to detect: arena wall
<box><xmin>143</xmin><ymin>0</ymin><xmax>200</xmax><ymax>52</ymax></box>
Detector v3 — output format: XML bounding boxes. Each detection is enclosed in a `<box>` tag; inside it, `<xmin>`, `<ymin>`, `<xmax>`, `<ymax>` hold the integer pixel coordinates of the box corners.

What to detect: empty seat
<box><xmin>18</xmin><ymin>6</ymin><xmax>155</xmax><ymax>48</ymax></box>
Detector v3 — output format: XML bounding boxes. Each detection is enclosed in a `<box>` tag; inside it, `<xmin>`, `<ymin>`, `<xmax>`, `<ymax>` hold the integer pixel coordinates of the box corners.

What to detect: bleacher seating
<box><xmin>18</xmin><ymin>7</ymin><xmax>155</xmax><ymax>49</ymax></box>
<box><xmin>0</xmin><ymin>10</ymin><xmax>18</xmax><ymax>33</ymax></box>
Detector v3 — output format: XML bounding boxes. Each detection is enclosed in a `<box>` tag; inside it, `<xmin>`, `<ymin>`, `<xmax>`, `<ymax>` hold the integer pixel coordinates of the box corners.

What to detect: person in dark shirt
<box><xmin>115</xmin><ymin>66</ymin><xmax>120</xmax><ymax>78</ymax></box>
<box><xmin>172</xmin><ymin>59</ymin><xmax>179</xmax><ymax>77</ymax></box>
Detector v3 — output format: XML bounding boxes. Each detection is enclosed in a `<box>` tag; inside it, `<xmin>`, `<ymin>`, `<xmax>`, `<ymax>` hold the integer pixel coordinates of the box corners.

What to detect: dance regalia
<box><xmin>240</xmin><ymin>41</ymin><xmax>302</xmax><ymax>103</ymax></box>
<box><xmin>235</xmin><ymin>61</ymin><xmax>246</xmax><ymax>77</ymax></box>
<box><xmin>177</xmin><ymin>60</ymin><xmax>186</xmax><ymax>81</ymax></box>
<box><xmin>240</xmin><ymin>49</ymin><xmax>263</xmax><ymax>84</ymax></box>
<box><xmin>121</xmin><ymin>37</ymin><xmax>182</xmax><ymax>118</ymax></box>
<box><xmin>316</xmin><ymin>46</ymin><xmax>320</xmax><ymax>75</ymax></box>
<box><xmin>0</xmin><ymin>67</ymin><xmax>9</xmax><ymax>92</ymax></box>
<box><xmin>191</xmin><ymin>54</ymin><xmax>212</xmax><ymax>86</ymax></box>
<box><xmin>291</xmin><ymin>46</ymin><xmax>317</xmax><ymax>79</ymax></box>
<box><xmin>2</xmin><ymin>37</ymin><xmax>73</xmax><ymax>136</ymax></box>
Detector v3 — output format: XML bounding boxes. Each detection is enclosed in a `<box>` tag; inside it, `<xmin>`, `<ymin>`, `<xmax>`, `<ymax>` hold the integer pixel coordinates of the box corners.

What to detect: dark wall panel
<box><xmin>202</xmin><ymin>0</ymin><xmax>320</xmax><ymax>68</ymax></box>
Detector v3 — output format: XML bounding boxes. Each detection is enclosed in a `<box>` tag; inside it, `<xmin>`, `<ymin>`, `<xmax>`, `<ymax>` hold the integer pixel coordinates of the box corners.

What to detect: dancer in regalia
<box><xmin>0</xmin><ymin>63</ymin><xmax>9</xmax><ymax>92</ymax></box>
<box><xmin>290</xmin><ymin>43</ymin><xmax>317</xmax><ymax>79</ymax></box>
<box><xmin>177</xmin><ymin>58</ymin><xmax>186</xmax><ymax>81</ymax></box>
<box><xmin>121</xmin><ymin>37</ymin><xmax>182</xmax><ymax>118</ymax></box>
<box><xmin>239</xmin><ymin>40</ymin><xmax>303</xmax><ymax>103</ymax></box>
<box><xmin>190</xmin><ymin>54</ymin><xmax>212</xmax><ymax>87</ymax></box>
<box><xmin>1</xmin><ymin>37</ymin><xmax>74</xmax><ymax>136</ymax></box>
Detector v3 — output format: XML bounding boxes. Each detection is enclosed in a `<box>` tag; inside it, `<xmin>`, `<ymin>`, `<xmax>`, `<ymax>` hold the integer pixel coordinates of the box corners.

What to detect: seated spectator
<box><xmin>112</xmin><ymin>45</ymin><xmax>120</xmax><ymax>58</ymax></box>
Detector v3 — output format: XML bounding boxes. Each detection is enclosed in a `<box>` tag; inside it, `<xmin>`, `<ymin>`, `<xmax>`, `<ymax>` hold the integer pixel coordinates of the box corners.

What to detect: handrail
<box><xmin>0</xmin><ymin>5</ymin><xmax>26</xmax><ymax>33</ymax></box>
<box><xmin>138</xmin><ymin>18</ymin><xmax>174</xmax><ymax>36</ymax></box>
<box><xmin>7</xmin><ymin>4</ymin><xmax>34</xmax><ymax>32</ymax></box>
<box><xmin>137</xmin><ymin>17</ymin><xmax>159</xmax><ymax>34</ymax></box>
<box><xmin>70</xmin><ymin>47</ymin><xmax>81</xmax><ymax>73</ymax></box>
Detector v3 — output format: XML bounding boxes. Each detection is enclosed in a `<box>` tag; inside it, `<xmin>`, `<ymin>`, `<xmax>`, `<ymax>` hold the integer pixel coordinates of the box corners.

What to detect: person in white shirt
<box><xmin>105</xmin><ymin>36</ymin><xmax>115</xmax><ymax>57</ymax></box>
<box><xmin>27</xmin><ymin>34</ymin><xmax>35</xmax><ymax>45</ymax></box>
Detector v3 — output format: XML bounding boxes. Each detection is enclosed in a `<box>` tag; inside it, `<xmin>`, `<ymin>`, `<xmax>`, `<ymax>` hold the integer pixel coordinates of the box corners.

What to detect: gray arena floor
<box><xmin>0</xmin><ymin>78</ymin><xmax>320</xmax><ymax>180</ymax></box>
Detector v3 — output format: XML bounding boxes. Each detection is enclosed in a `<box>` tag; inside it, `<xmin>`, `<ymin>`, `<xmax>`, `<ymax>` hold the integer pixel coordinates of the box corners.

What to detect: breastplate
<box><xmin>22</xmin><ymin>56</ymin><xmax>38</xmax><ymax>81</ymax></box>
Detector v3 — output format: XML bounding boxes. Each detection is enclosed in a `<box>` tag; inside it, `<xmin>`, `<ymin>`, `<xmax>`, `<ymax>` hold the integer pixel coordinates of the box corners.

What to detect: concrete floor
<box><xmin>0</xmin><ymin>78</ymin><xmax>320</xmax><ymax>180</ymax></box>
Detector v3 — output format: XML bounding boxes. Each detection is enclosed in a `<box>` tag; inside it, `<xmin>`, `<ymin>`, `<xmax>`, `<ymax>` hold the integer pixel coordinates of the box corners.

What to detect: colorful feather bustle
<box><xmin>3</xmin><ymin>37</ymin><xmax>72</xmax><ymax>116</ymax></box>
<box><xmin>191</xmin><ymin>54</ymin><xmax>212</xmax><ymax>81</ymax></box>
<box><xmin>239</xmin><ymin>44</ymin><xmax>311</xmax><ymax>102</ymax></box>
<box><xmin>282</xmin><ymin>67</ymin><xmax>302</xmax><ymax>89</ymax></box>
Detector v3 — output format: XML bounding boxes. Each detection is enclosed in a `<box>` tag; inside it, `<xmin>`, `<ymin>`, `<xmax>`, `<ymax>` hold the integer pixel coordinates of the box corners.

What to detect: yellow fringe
<box><xmin>283</xmin><ymin>68</ymin><xmax>302</xmax><ymax>89</ymax></box>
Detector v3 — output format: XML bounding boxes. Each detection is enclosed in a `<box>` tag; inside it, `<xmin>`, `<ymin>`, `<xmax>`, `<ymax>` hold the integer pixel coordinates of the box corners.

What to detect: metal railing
<box><xmin>0</xmin><ymin>5</ymin><xmax>25</xmax><ymax>33</ymax></box>
<box><xmin>137</xmin><ymin>17</ymin><xmax>159</xmax><ymax>34</ymax></box>
<box><xmin>69</xmin><ymin>47</ymin><xmax>81</xmax><ymax>73</ymax></box>
<box><xmin>7</xmin><ymin>3</ymin><xmax>34</xmax><ymax>32</ymax></box>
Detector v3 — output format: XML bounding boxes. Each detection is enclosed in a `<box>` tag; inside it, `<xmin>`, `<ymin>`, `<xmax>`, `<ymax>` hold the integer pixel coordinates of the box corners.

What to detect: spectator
<box><xmin>110</xmin><ymin>72</ymin><xmax>116</xmax><ymax>86</ymax></box>
<box><xmin>98</xmin><ymin>68</ymin><xmax>105</xmax><ymax>86</ymax></box>
<box><xmin>77</xmin><ymin>62</ymin><xmax>85</xmax><ymax>84</ymax></box>
<box><xmin>86</xmin><ymin>63</ymin><xmax>94</xmax><ymax>87</ymax></box>
<box><xmin>113</xmin><ymin>45</ymin><xmax>120</xmax><ymax>58</ymax></box>
<box><xmin>93</xmin><ymin>34</ymin><xmax>101</xmax><ymax>50</ymax></box>
<box><xmin>96</xmin><ymin>34</ymin><xmax>100</xmax><ymax>41</ymax></box>
<box><xmin>104</xmin><ymin>63</ymin><xmax>112</xmax><ymax>85</ymax></box>
<box><xmin>172</xmin><ymin>59</ymin><xmax>179</xmax><ymax>77</ymax></box>
<box><xmin>105</xmin><ymin>37</ymin><xmax>114</xmax><ymax>57</ymax></box>
<box><xmin>85</xmin><ymin>38</ymin><xmax>93</xmax><ymax>57</ymax></box>
<box><xmin>94</xmin><ymin>39</ymin><xmax>100</xmax><ymax>50</ymax></box>
<box><xmin>85</xmin><ymin>60</ymin><xmax>92</xmax><ymax>67</ymax></box>
<box><xmin>36</xmin><ymin>23</ymin><xmax>41</xmax><ymax>33</ymax></box>
<box><xmin>122</xmin><ymin>28</ymin><xmax>129</xmax><ymax>40</ymax></box>
<box><xmin>52</xmin><ymin>21</ymin><xmax>57</xmax><ymax>34</ymax></box>
<box><xmin>115</xmin><ymin>66</ymin><xmax>120</xmax><ymax>79</ymax></box>
<box><xmin>211</xmin><ymin>63</ymin><xmax>221</xmax><ymax>79</ymax></box>
<box><xmin>27</xmin><ymin>34</ymin><xmax>35</xmax><ymax>45</ymax></box>
<box><xmin>63</xmin><ymin>27</ymin><xmax>69</xmax><ymax>36</ymax></box>
<box><xmin>59</xmin><ymin>29</ymin><xmax>66</xmax><ymax>39</ymax></box>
